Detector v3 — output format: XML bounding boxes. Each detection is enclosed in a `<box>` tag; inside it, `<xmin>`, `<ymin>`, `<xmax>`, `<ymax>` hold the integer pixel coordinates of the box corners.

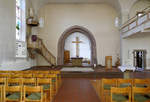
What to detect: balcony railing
<box><xmin>121</xmin><ymin>7</ymin><xmax>150</xmax><ymax>34</ymax></box>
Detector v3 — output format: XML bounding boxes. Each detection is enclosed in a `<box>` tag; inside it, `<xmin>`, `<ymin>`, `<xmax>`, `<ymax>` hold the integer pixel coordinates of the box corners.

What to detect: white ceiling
<box><xmin>39</xmin><ymin>0</ymin><xmax>121</xmax><ymax>13</ymax></box>
<box><xmin>41</xmin><ymin>0</ymin><xmax>116</xmax><ymax>3</ymax></box>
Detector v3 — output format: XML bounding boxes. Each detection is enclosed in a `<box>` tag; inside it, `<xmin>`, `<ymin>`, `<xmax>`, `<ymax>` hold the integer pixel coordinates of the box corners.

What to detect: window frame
<box><xmin>16</xmin><ymin>0</ymin><xmax>27</xmax><ymax>58</ymax></box>
<box><xmin>16</xmin><ymin>0</ymin><xmax>26</xmax><ymax>42</ymax></box>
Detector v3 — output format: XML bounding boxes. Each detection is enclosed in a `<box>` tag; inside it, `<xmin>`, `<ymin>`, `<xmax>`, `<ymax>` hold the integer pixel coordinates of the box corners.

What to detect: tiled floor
<box><xmin>53</xmin><ymin>78</ymin><xmax>100</xmax><ymax>102</ymax></box>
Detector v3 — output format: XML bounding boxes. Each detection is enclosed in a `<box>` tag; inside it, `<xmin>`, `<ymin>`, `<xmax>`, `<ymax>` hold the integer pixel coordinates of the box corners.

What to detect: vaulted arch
<box><xmin>57</xmin><ymin>25</ymin><xmax>97</xmax><ymax>66</ymax></box>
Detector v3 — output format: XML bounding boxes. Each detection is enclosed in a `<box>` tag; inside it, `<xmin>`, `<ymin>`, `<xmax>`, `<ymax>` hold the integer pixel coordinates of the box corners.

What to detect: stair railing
<box><xmin>27</xmin><ymin>36</ymin><xmax>56</xmax><ymax>66</ymax></box>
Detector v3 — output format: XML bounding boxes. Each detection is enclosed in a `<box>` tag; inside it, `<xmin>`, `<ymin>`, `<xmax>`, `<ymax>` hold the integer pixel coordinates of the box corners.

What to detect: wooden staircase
<box><xmin>27</xmin><ymin>36</ymin><xmax>56</xmax><ymax>66</ymax></box>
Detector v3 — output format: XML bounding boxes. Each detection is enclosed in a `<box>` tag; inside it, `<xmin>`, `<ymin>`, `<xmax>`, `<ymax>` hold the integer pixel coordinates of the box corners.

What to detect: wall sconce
<box><xmin>115</xmin><ymin>17</ymin><xmax>119</xmax><ymax>27</ymax></box>
<box><xmin>29</xmin><ymin>8</ymin><xmax>34</xmax><ymax>18</ymax></box>
<box><xmin>39</xmin><ymin>17</ymin><xmax>44</xmax><ymax>28</ymax></box>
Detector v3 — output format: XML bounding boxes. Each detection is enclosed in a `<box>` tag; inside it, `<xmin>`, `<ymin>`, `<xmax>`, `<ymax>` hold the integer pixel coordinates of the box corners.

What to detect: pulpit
<box><xmin>71</xmin><ymin>57</ymin><xmax>83</xmax><ymax>66</ymax></box>
<box><xmin>64</xmin><ymin>50</ymin><xmax>70</xmax><ymax>64</ymax></box>
<box><xmin>105</xmin><ymin>56</ymin><xmax>112</xmax><ymax>69</ymax></box>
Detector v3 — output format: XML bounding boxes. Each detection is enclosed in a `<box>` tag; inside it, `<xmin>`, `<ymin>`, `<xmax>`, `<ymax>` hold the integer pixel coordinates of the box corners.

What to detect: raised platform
<box><xmin>29</xmin><ymin>66</ymin><xmax>123</xmax><ymax>78</ymax></box>
<box><xmin>61</xmin><ymin>67</ymin><xmax>94</xmax><ymax>72</ymax></box>
<box><xmin>61</xmin><ymin>67</ymin><xmax>123</xmax><ymax>78</ymax></box>
<box><xmin>28</xmin><ymin>66</ymin><xmax>150</xmax><ymax>79</ymax></box>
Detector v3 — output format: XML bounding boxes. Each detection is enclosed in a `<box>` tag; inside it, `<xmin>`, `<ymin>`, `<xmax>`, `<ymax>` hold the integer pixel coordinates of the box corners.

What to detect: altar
<box><xmin>71</xmin><ymin>57</ymin><xmax>83</xmax><ymax>66</ymax></box>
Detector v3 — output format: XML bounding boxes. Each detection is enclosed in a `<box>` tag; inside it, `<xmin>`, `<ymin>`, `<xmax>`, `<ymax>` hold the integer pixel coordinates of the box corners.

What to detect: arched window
<box><xmin>16</xmin><ymin>0</ymin><xmax>27</xmax><ymax>58</ymax></box>
<box><xmin>16</xmin><ymin>0</ymin><xmax>26</xmax><ymax>41</ymax></box>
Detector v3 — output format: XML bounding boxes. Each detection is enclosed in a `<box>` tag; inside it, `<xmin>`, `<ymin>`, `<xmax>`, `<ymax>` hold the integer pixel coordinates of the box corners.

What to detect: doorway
<box><xmin>133</xmin><ymin>50</ymin><xmax>147</xmax><ymax>69</ymax></box>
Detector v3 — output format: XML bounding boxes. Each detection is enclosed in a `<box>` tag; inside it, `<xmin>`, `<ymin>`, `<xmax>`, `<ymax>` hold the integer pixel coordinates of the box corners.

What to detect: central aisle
<box><xmin>53</xmin><ymin>78</ymin><xmax>100</xmax><ymax>102</ymax></box>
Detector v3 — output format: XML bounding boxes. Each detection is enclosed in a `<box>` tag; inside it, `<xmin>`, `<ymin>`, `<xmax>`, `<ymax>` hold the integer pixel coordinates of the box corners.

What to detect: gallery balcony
<box><xmin>121</xmin><ymin>8</ymin><xmax>150</xmax><ymax>38</ymax></box>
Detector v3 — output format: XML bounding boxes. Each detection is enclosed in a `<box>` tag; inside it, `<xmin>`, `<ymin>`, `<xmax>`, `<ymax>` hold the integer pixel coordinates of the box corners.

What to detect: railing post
<box><xmin>136</xmin><ymin>17</ymin><xmax>138</xmax><ymax>28</ymax></box>
<box><xmin>147</xmin><ymin>12</ymin><xmax>150</xmax><ymax>20</ymax></box>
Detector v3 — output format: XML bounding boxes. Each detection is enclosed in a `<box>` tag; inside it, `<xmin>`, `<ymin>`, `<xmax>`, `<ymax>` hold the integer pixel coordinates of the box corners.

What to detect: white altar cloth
<box><xmin>118</xmin><ymin>66</ymin><xmax>136</xmax><ymax>72</ymax></box>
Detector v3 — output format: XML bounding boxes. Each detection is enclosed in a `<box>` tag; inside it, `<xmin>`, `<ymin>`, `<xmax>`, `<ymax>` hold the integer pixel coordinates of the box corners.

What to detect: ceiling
<box><xmin>41</xmin><ymin>0</ymin><xmax>118</xmax><ymax>3</ymax></box>
<box><xmin>39</xmin><ymin>0</ymin><xmax>121</xmax><ymax>13</ymax></box>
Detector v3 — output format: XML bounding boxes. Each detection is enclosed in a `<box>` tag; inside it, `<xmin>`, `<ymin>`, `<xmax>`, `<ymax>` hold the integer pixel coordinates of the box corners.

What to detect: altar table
<box><xmin>71</xmin><ymin>57</ymin><xmax>83</xmax><ymax>66</ymax></box>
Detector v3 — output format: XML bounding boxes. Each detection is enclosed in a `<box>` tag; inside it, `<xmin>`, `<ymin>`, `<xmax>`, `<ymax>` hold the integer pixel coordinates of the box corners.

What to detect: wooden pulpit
<box><xmin>64</xmin><ymin>50</ymin><xmax>70</xmax><ymax>64</ymax></box>
<box><xmin>105</xmin><ymin>56</ymin><xmax>112</xmax><ymax>69</ymax></box>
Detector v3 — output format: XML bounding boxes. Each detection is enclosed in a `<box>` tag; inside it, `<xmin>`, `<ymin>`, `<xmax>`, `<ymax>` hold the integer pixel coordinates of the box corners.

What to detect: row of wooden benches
<box><xmin>0</xmin><ymin>71</ymin><xmax>62</xmax><ymax>88</ymax></box>
<box><xmin>0</xmin><ymin>70</ymin><xmax>62</xmax><ymax>102</ymax></box>
<box><xmin>0</xmin><ymin>70</ymin><xmax>61</xmax><ymax>75</ymax></box>
<box><xmin>0</xmin><ymin>85</ymin><xmax>49</xmax><ymax>102</ymax></box>
<box><xmin>92</xmin><ymin>78</ymin><xmax>150</xmax><ymax>102</ymax></box>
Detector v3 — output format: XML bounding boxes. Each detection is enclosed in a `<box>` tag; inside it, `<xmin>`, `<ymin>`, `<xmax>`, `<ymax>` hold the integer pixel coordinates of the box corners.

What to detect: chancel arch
<box><xmin>57</xmin><ymin>26</ymin><xmax>97</xmax><ymax>66</ymax></box>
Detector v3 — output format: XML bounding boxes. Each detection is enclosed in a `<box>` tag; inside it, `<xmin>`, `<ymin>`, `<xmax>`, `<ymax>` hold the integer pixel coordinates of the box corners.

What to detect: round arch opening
<box><xmin>57</xmin><ymin>25</ymin><xmax>97</xmax><ymax>66</ymax></box>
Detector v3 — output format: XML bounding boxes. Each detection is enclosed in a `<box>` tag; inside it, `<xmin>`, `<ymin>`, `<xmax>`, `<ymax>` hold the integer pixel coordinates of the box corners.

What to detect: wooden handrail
<box><xmin>37</xmin><ymin>38</ymin><xmax>56</xmax><ymax>58</ymax></box>
<box><xmin>121</xmin><ymin>9</ymin><xmax>150</xmax><ymax>34</ymax></box>
<box><xmin>27</xmin><ymin>36</ymin><xmax>56</xmax><ymax>65</ymax></box>
<box><xmin>121</xmin><ymin>7</ymin><xmax>150</xmax><ymax>30</ymax></box>
<box><xmin>121</xmin><ymin>16</ymin><xmax>137</xmax><ymax>29</ymax></box>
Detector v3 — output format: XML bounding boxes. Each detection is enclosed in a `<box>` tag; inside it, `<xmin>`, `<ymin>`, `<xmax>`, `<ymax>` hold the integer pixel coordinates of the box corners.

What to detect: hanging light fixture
<box><xmin>39</xmin><ymin>17</ymin><xmax>44</xmax><ymax>28</ymax></box>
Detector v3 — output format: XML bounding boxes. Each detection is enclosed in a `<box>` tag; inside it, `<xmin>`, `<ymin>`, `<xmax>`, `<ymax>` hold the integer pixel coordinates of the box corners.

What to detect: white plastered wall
<box><xmin>122</xmin><ymin>33</ymin><xmax>150</xmax><ymax>69</ymax></box>
<box><xmin>0</xmin><ymin>0</ymin><xmax>36</xmax><ymax>70</ymax></box>
<box><xmin>121</xmin><ymin>0</ymin><xmax>150</xmax><ymax>69</ymax></box>
<box><xmin>129</xmin><ymin>0</ymin><xmax>150</xmax><ymax>18</ymax></box>
<box><xmin>37</xmin><ymin>3</ymin><xmax>120</xmax><ymax>66</ymax></box>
